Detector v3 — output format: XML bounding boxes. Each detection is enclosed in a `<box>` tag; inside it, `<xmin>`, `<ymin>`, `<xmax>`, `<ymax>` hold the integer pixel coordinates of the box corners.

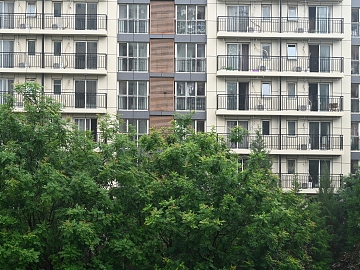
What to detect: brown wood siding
<box><xmin>150</xmin><ymin>39</ymin><xmax>174</xmax><ymax>73</ymax></box>
<box><xmin>150</xmin><ymin>77</ymin><xmax>174</xmax><ymax>111</ymax></box>
<box><xmin>150</xmin><ymin>116</ymin><xmax>173</xmax><ymax>129</ymax></box>
<box><xmin>150</xmin><ymin>2</ymin><xmax>174</xmax><ymax>34</ymax></box>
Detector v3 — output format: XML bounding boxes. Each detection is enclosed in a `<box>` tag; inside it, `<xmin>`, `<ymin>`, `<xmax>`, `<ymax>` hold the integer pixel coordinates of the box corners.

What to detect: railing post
<box><xmin>340</xmin><ymin>135</ymin><xmax>343</xmax><ymax>150</ymax></box>
<box><xmin>105</xmin><ymin>93</ymin><xmax>107</xmax><ymax>109</ymax></box>
<box><xmin>216</xmin><ymin>94</ymin><xmax>218</xmax><ymax>110</ymax></box>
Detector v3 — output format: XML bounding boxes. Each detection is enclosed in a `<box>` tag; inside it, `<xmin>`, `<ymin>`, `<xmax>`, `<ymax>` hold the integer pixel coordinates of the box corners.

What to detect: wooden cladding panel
<box><xmin>150</xmin><ymin>1</ymin><xmax>174</xmax><ymax>34</ymax></box>
<box><xmin>150</xmin><ymin>116</ymin><xmax>173</xmax><ymax>130</ymax></box>
<box><xmin>150</xmin><ymin>39</ymin><xmax>174</xmax><ymax>73</ymax></box>
<box><xmin>150</xmin><ymin>77</ymin><xmax>174</xmax><ymax>111</ymax></box>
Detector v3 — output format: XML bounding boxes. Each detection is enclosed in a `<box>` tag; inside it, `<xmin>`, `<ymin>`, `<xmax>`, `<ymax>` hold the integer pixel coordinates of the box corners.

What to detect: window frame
<box><xmin>53</xmin><ymin>41</ymin><xmax>62</xmax><ymax>56</ymax></box>
<box><xmin>26</xmin><ymin>2</ymin><xmax>36</xmax><ymax>17</ymax></box>
<box><xmin>54</xmin><ymin>2</ymin><xmax>62</xmax><ymax>17</ymax></box>
<box><xmin>262</xmin><ymin>120</ymin><xmax>270</xmax><ymax>135</ymax></box>
<box><xmin>53</xmin><ymin>79</ymin><xmax>61</xmax><ymax>95</ymax></box>
<box><xmin>27</xmin><ymin>40</ymin><xmax>36</xmax><ymax>56</ymax></box>
<box><xmin>175</xmin><ymin>82</ymin><xmax>205</xmax><ymax>111</ymax></box>
<box><xmin>176</xmin><ymin>5</ymin><xmax>206</xmax><ymax>34</ymax></box>
<box><xmin>262</xmin><ymin>5</ymin><xmax>271</xmax><ymax>21</ymax></box>
<box><xmin>261</xmin><ymin>43</ymin><xmax>271</xmax><ymax>59</ymax></box>
<box><xmin>120</xmin><ymin>119</ymin><xmax>148</xmax><ymax>141</ymax></box>
<box><xmin>287</xmin><ymin>121</ymin><xmax>297</xmax><ymax>136</ymax></box>
<box><xmin>287</xmin><ymin>159</ymin><xmax>296</xmax><ymax>174</ymax></box>
<box><xmin>262</xmin><ymin>82</ymin><xmax>271</xmax><ymax>97</ymax></box>
<box><xmin>287</xmin><ymin>44</ymin><xmax>297</xmax><ymax>59</ymax></box>
<box><xmin>118</xmin><ymin>4</ymin><xmax>149</xmax><ymax>33</ymax></box>
<box><xmin>118</xmin><ymin>80</ymin><xmax>148</xmax><ymax>110</ymax></box>
<box><xmin>175</xmin><ymin>43</ymin><xmax>206</xmax><ymax>72</ymax></box>
<box><xmin>287</xmin><ymin>82</ymin><xmax>296</xmax><ymax>98</ymax></box>
<box><xmin>118</xmin><ymin>42</ymin><xmax>149</xmax><ymax>72</ymax></box>
<box><xmin>288</xmin><ymin>6</ymin><xmax>297</xmax><ymax>21</ymax></box>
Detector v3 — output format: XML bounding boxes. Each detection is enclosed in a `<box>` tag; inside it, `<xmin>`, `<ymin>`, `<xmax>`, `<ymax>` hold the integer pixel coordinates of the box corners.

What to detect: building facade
<box><xmin>0</xmin><ymin>0</ymin><xmax>352</xmax><ymax>192</ymax></box>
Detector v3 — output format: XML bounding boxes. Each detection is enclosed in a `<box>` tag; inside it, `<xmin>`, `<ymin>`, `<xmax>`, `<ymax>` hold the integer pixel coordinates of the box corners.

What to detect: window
<box><xmin>118</xmin><ymin>43</ymin><xmax>148</xmax><ymax>71</ymax></box>
<box><xmin>54</xmin><ymin>2</ymin><xmax>62</xmax><ymax>17</ymax></box>
<box><xmin>75</xmin><ymin>3</ymin><xmax>97</xmax><ymax>30</ymax></box>
<box><xmin>262</xmin><ymin>83</ymin><xmax>271</xmax><ymax>96</ymax></box>
<box><xmin>288</xmin><ymin>121</ymin><xmax>296</xmax><ymax>136</ymax></box>
<box><xmin>119</xmin><ymin>4</ymin><xmax>148</xmax><ymax>33</ymax></box>
<box><xmin>287</xmin><ymin>44</ymin><xmax>297</xmax><ymax>59</ymax></box>
<box><xmin>120</xmin><ymin>119</ymin><xmax>148</xmax><ymax>141</ymax></box>
<box><xmin>74</xmin><ymin>80</ymin><xmax>97</xmax><ymax>108</ymax></box>
<box><xmin>0</xmin><ymin>79</ymin><xmax>14</xmax><ymax>104</ymax></box>
<box><xmin>351</xmin><ymin>160</ymin><xmax>358</xmax><ymax>174</ymax></box>
<box><xmin>75</xmin><ymin>118</ymin><xmax>98</xmax><ymax>141</ymax></box>
<box><xmin>262</xmin><ymin>5</ymin><xmax>271</xmax><ymax>20</ymax></box>
<box><xmin>288</xmin><ymin>6</ymin><xmax>297</xmax><ymax>20</ymax></box>
<box><xmin>262</xmin><ymin>44</ymin><xmax>271</xmax><ymax>58</ymax></box>
<box><xmin>27</xmin><ymin>40</ymin><xmax>35</xmax><ymax>56</ymax></box>
<box><xmin>54</xmin><ymin>41</ymin><xmax>61</xmax><ymax>56</ymax></box>
<box><xmin>192</xmin><ymin>120</ymin><xmax>205</xmax><ymax>133</ymax></box>
<box><xmin>288</xmin><ymin>160</ymin><xmax>296</xmax><ymax>174</ymax></box>
<box><xmin>288</xmin><ymin>82</ymin><xmax>296</xmax><ymax>97</ymax></box>
<box><xmin>262</xmin><ymin>121</ymin><xmax>270</xmax><ymax>135</ymax></box>
<box><xmin>119</xmin><ymin>81</ymin><xmax>148</xmax><ymax>110</ymax></box>
<box><xmin>175</xmin><ymin>82</ymin><xmax>205</xmax><ymax>110</ymax></box>
<box><xmin>352</xmin><ymin>84</ymin><xmax>360</xmax><ymax>112</ymax></box>
<box><xmin>176</xmin><ymin>5</ymin><xmax>205</xmax><ymax>34</ymax></box>
<box><xmin>176</xmin><ymin>43</ymin><xmax>206</xmax><ymax>72</ymax></box>
<box><xmin>53</xmin><ymin>79</ymin><xmax>61</xmax><ymax>95</ymax></box>
<box><xmin>26</xmin><ymin>2</ymin><xmax>36</xmax><ymax>17</ymax></box>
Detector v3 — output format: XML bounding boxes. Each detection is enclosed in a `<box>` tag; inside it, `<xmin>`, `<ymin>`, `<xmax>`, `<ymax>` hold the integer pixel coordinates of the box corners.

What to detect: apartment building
<box><xmin>0</xmin><ymin>0</ymin><xmax>351</xmax><ymax>192</ymax></box>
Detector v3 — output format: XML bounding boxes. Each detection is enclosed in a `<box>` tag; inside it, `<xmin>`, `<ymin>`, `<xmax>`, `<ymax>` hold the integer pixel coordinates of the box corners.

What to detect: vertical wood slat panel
<box><xmin>150</xmin><ymin>39</ymin><xmax>174</xmax><ymax>73</ymax></box>
<box><xmin>150</xmin><ymin>116</ymin><xmax>173</xmax><ymax>129</ymax></box>
<box><xmin>150</xmin><ymin>77</ymin><xmax>174</xmax><ymax>111</ymax></box>
<box><xmin>150</xmin><ymin>1</ymin><xmax>174</xmax><ymax>34</ymax></box>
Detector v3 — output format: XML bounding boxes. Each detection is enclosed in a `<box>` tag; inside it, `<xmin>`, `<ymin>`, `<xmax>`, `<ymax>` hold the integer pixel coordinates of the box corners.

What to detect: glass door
<box><xmin>226</xmin><ymin>82</ymin><xmax>237</xmax><ymax>110</ymax></box>
<box><xmin>0</xmin><ymin>40</ymin><xmax>14</xmax><ymax>68</ymax></box>
<box><xmin>309</xmin><ymin>160</ymin><xmax>330</xmax><ymax>188</ymax></box>
<box><xmin>309</xmin><ymin>122</ymin><xmax>330</xmax><ymax>150</ymax></box>
<box><xmin>227</xmin><ymin>6</ymin><xmax>249</xmax><ymax>32</ymax></box>
<box><xmin>319</xmin><ymin>44</ymin><xmax>330</xmax><ymax>72</ymax></box>
<box><xmin>227</xmin><ymin>44</ymin><xmax>240</xmax><ymax>71</ymax></box>
<box><xmin>0</xmin><ymin>2</ymin><xmax>14</xmax><ymax>29</ymax></box>
<box><xmin>75</xmin><ymin>3</ymin><xmax>86</xmax><ymax>30</ymax></box>
<box><xmin>316</xmin><ymin>7</ymin><xmax>330</xmax><ymax>33</ymax></box>
<box><xmin>227</xmin><ymin>121</ymin><xmax>248</xmax><ymax>149</ymax></box>
<box><xmin>319</xmin><ymin>83</ymin><xmax>330</xmax><ymax>111</ymax></box>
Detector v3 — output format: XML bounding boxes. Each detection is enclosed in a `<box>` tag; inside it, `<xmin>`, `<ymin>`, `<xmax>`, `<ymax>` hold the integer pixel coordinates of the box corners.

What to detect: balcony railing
<box><xmin>280</xmin><ymin>173</ymin><xmax>343</xmax><ymax>189</ymax></box>
<box><xmin>217</xmin><ymin>16</ymin><xmax>344</xmax><ymax>34</ymax></box>
<box><xmin>217</xmin><ymin>94</ymin><xmax>343</xmax><ymax>112</ymax></box>
<box><xmin>217</xmin><ymin>55</ymin><xmax>344</xmax><ymax>73</ymax></box>
<box><xmin>0</xmin><ymin>13</ymin><xmax>107</xmax><ymax>30</ymax></box>
<box><xmin>0</xmin><ymin>92</ymin><xmax>107</xmax><ymax>109</ymax></box>
<box><xmin>118</xmin><ymin>96</ymin><xmax>148</xmax><ymax>110</ymax></box>
<box><xmin>44</xmin><ymin>53</ymin><xmax>107</xmax><ymax>70</ymax></box>
<box><xmin>175</xmin><ymin>97</ymin><xmax>206</xmax><ymax>111</ymax></box>
<box><xmin>218</xmin><ymin>133</ymin><xmax>343</xmax><ymax>151</ymax></box>
<box><xmin>176</xmin><ymin>59</ymin><xmax>206</xmax><ymax>72</ymax></box>
<box><xmin>118</xmin><ymin>57</ymin><xmax>148</xmax><ymax>72</ymax></box>
<box><xmin>118</xmin><ymin>19</ymin><xmax>148</xmax><ymax>33</ymax></box>
<box><xmin>0</xmin><ymin>53</ymin><xmax>107</xmax><ymax>70</ymax></box>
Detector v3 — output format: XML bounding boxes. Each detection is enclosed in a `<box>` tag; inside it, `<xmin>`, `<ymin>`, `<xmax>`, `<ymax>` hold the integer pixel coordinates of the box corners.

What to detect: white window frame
<box><xmin>262</xmin><ymin>120</ymin><xmax>270</xmax><ymax>135</ymax></box>
<box><xmin>26</xmin><ymin>2</ymin><xmax>36</xmax><ymax>17</ymax></box>
<box><xmin>288</xmin><ymin>6</ymin><xmax>297</xmax><ymax>21</ymax></box>
<box><xmin>75</xmin><ymin>118</ymin><xmax>92</xmax><ymax>132</ymax></box>
<box><xmin>262</xmin><ymin>5</ymin><xmax>271</xmax><ymax>21</ymax></box>
<box><xmin>27</xmin><ymin>40</ymin><xmax>36</xmax><ymax>56</ymax></box>
<box><xmin>261</xmin><ymin>43</ymin><xmax>271</xmax><ymax>59</ymax></box>
<box><xmin>287</xmin><ymin>121</ymin><xmax>297</xmax><ymax>136</ymax></box>
<box><xmin>287</xmin><ymin>44</ymin><xmax>297</xmax><ymax>59</ymax></box>
<box><xmin>118</xmin><ymin>43</ymin><xmax>149</xmax><ymax>72</ymax></box>
<box><xmin>287</xmin><ymin>159</ymin><xmax>296</xmax><ymax>174</ymax></box>
<box><xmin>192</xmin><ymin>120</ymin><xmax>205</xmax><ymax>133</ymax></box>
<box><xmin>0</xmin><ymin>79</ymin><xmax>14</xmax><ymax>105</ymax></box>
<box><xmin>288</xmin><ymin>82</ymin><xmax>296</xmax><ymax>97</ymax></box>
<box><xmin>53</xmin><ymin>79</ymin><xmax>61</xmax><ymax>95</ymax></box>
<box><xmin>118</xmin><ymin>81</ymin><xmax>148</xmax><ymax>110</ymax></box>
<box><xmin>176</xmin><ymin>5</ymin><xmax>206</xmax><ymax>34</ymax></box>
<box><xmin>262</xmin><ymin>82</ymin><xmax>271</xmax><ymax>96</ymax></box>
<box><xmin>53</xmin><ymin>2</ymin><xmax>62</xmax><ymax>17</ymax></box>
<box><xmin>120</xmin><ymin>119</ymin><xmax>148</xmax><ymax>140</ymax></box>
<box><xmin>175</xmin><ymin>43</ymin><xmax>206</xmax><ymax>72</ymax></box>
<box><xmin>175</xmin><ymin>82</ymin><xmax>205</xmax><ymax>111</ymax></box>
<box><xmin>118</xmin><ymin>4</ymin><xmax>149</xmax><ymax>33</ymax></box>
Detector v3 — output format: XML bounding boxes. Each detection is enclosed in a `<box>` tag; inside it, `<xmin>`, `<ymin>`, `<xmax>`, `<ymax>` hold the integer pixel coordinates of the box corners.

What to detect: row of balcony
<box><xmin>217</xmin><ymin>16</ymin><xmax>344</xmax><ymax>35</ymax></box>
<box><xmin>0</xmin><ymin>53</ymin><xmax>107</xmax><ymax>72</ymax></box>
<box><xmin>217</xmin><ymin>95</ymin><xmax>343</xmax><ymax>113</ymax></box>
<box><xmin>0</xmin><ymin>13</ymin><xmax>107</xmax><ymax>33</ymax></box>
<box><xmin>219</xmin><ymin>134</ymin><xmax>344</xmax><ymax>151</ymax></box>
<box><xmin>279</xmin><ymin>173</ymin><xmax>343</xmax><ymax>189</ymax></box>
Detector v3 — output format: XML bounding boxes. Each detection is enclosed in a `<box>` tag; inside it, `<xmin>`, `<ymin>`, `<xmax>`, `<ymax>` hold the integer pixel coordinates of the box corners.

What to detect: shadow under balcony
<box><xmin>216</xmin><ymin>94</ymin><xmax>343</xmax><ymax>116</ymax></box>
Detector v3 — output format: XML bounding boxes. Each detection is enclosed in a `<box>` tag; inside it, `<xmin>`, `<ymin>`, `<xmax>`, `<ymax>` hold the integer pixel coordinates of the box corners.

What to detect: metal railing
<box><xmin>118</xmin><ymin>95</ymin><xmax>148</xmax><ymax>110</ymax></box>
<box><xmin>0</xmin><ymin>13</ymin><xmax>107</xmax><ymax>30</ymax></box>
<box><xmin>175</xmin><ymin>97</ymin><xmax>206</xmax><ymax>111</ymax></box>
<box><xmin>118</xmin><ymin>19</ymin><xmax>148</xmax><ymax>33</ymax></box>
<box><xmin>218</xmin><ymin>133</ymin><xmax>343</xmax><ymax>151</ymax></box>
<box><xmin>0</xmin><ymin>52</ymin><xmax>42</xmax><ymax>68</ymax></box>
<box><xmin>44</xmin><ymin>53</ymin><xmax>107</xmax><ymax>70</ymax></box>
<box><xmin>118</xmin><ymin>57</ymin><xmax>148</xmax><ymax>72</ymax></box>
<box><xmin>280</xmin><ymin>173</ymin><xmax>343</xmax><ymax>189</ymax></box>
<box><xmin>175</xmin><ymin>58</ymin><xmax>206</xmax><ymax>72</ymax></box>
<box><xmin>0</xmin><ymin>92</ymin><xmax>107</xmax><ymax>109</ymax></box>
<box><xmin>217</xmin><ymin>94</ymin><xmax>343</xmax><ymax>112</ymax></box>
<box><xmin>217</xmin><ymin>16</ymin><xmax>344</xmax><ymax>34</ymax></box>
<box><xmin>217</xmin><ymin>55</ymin><xmax>343</xmax><ymax>73</ymax></box>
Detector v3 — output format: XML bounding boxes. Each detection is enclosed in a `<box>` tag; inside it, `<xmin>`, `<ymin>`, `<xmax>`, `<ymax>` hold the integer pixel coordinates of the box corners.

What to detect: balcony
<box><xmin>217</xmin><ymin>16</ymin><xmax>344</xmax><ymax>39</ymax></box>
<box><xmin>216</xmin><ymin>94</ymin><xmax>343</xmax><ymax>116</ymax></box>
<box><xmin>0</xmin><ymin>53</ymin><xmax>107</xmax><ymax>74</ymax></box>
<box><xmin>118</xmin><ymin>19</ymin><xmax>149</xmax><ymax>33</ymax></box>
<box><xmin>118</xmin><ymin>96</ymin><xmax>148</xmax><ymax>110</ymax></box>
<box><xmin>0</xmin><ymin>13</ymin><xmax>107</xmax><ymax>35</ymax></box>
<box><xmin>1</xmin><ymin>92</ymin><xmax>107</xmax><ymax>113</ymax></box>
<box><xmin>217</xmin><ymin>55</ymin><xmax>343</xmax><ymax>78</ymax></box>
<box><xmin>218</xmin><ymin>133</ymin><xmax>343</xmax><ymax>155</ymax></box>
<box><xmin>118</xmin><ymin>57</ymin><xmax>148</xmax><ymax>72</ymax></box>
<box><xmin>280</xmin><ymin>173</ymin><xmax>343</xmax><ymax>189</ymax></box>
<box><xmin>175</xmin><ymin>59</ymin><xmax>206</xmax><ymax>73</ymax></box>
